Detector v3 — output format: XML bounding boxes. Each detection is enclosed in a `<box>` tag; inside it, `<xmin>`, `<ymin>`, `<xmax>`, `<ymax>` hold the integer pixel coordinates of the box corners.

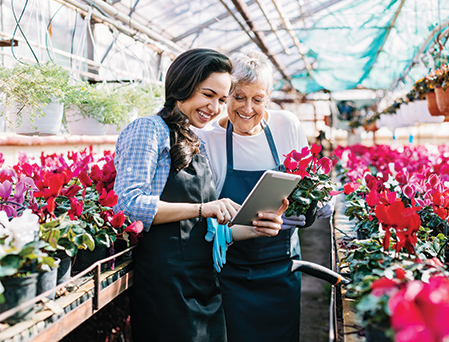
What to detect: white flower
<box><xmin>7</xmin><ymin>209</ymin><xmax>39</xmax><ymax>251</ymax></box>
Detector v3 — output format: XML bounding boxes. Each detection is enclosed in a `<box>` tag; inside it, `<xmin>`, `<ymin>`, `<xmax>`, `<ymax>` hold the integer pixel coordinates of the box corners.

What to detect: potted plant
<box><xmin>0</xmin><ymin>210</ymin><xmax>56</xmax><ymax>323</ymax></box>
<box><xmin>0</xmin><ymin>62</ymin><xmax>70</xmax><ymax>136</ymax></box>
<box><xmin>282</xmin><ymin>144</ymin><xmax>335</xmax><ymax>227</ymax></box>
<box><xmin>63</xmin><ymin>81</ymin><xmax>128</xmax><ymax>136</ymax></box>
<box><xmin>432</xmin><ymin>64</ymin><xmax>449</xmax><ymax>115</ymax></box>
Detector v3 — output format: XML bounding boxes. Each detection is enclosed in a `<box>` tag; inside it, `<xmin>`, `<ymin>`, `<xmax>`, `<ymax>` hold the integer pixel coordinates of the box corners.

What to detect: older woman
<box><xmin>196</xmin><ymin>50</ymin><xmax>333</xmax><ymax>341</ymax></box>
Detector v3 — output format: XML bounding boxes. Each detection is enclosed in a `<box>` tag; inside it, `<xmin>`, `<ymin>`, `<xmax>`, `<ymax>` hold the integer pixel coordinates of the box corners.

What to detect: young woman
<box><xmin>113</xmin><ymin>48</ymin><xmax>286</xmax><ymax>342</ymax></box>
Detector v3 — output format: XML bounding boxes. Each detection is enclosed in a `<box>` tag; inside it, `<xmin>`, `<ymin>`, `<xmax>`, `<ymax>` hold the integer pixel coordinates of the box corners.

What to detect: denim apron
<box><xmin>218</xmin><ymin>120</ymin><xmax>301</xmax><ymax>342</ymax></box>
<box><xmin>131</xmin><ymin>151</ymin><xmax>226</xmax><ymax>342</ymax></box>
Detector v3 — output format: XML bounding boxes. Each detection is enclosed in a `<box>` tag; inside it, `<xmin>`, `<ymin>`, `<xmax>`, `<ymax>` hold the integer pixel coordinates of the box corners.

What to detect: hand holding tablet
<box><xmin>230</xmin><ymin>170</ymin><xmax>302</xmax><ymax>226</ymax></box>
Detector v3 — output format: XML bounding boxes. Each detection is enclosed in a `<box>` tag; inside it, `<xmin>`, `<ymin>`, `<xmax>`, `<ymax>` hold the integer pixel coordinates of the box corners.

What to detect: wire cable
<box><xmin>45</xmin><ymin>2</ymin><xmax>65</xmax><ymax>63</ymax></box>
<box><xmin>11</xmin><ymin>0</ymin><xmax>39</xmax><ymax>64</ymax></box>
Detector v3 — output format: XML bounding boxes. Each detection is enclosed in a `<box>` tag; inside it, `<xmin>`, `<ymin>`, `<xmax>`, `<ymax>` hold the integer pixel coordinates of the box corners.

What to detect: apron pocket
<box><xmin>180</xmin><ymin>218</ymin><xmax>212</xmax><ymax>261</ymax></box>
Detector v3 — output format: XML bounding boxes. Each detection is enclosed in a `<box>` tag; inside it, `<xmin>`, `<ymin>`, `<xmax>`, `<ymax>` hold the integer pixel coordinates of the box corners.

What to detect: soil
<box><xmin>62</xmin><ymin>219</ymin><xmax>333</xmax><ymax>342</ymax></box>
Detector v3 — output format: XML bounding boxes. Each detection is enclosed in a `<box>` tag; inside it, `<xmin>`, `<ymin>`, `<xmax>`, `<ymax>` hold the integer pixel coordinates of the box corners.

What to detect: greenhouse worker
<box><xmin>196</xmin><ymin>50</ymin><xmax>335</xmax><ymax>342</ymax></box>
<box><xmin>113</xmin><ymin>48</ymin><xmax>287</xmax><ymax>342</ymax></box>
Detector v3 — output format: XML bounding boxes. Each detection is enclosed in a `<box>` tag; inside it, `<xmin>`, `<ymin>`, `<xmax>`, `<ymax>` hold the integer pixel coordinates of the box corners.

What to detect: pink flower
<box><xmin>110</xmin><ymin>211</ymin><xmax>126</xmax><ymax>229</ymax></box>
<box><xmin>310</xmin><ymin>143</ymin><xmax>322</xmax><ymax>156</ymax></box>
<box><xmin>389</xmin><ymin>277</ymin><xmax>449</xmax><ymax>342</ymax></box>
<box><xmin>366</xmin><ymin>190</ymin><xmax>379</xmax><ymax>207</ymax></box>
<box><xmin>0</xmin><ymin>180</ymin><xmax>12</xmax><ymax>199</ymax></box>
<box><xmin>99</xmin><ymin>189</ymin><xmax>118</xmax><ymax>207</ymax></box>
<box><xmin>124</xmin><ymin>221</ymin><xmax>144</xmax><ymax>245</ymax></box>
<box><xmin>318</xmin><ymin>157</ymin><xmax>332</xmax><ymax>174</ymax></box>
<box><xmin>78</xmin><ymin>171</ymin><xmax>92</xmax><ymax>187</ymax></box>
<box><xmin>403</xmin><ymin>184</ymin><xmax>416</xmax><ymax>200</ymax></box>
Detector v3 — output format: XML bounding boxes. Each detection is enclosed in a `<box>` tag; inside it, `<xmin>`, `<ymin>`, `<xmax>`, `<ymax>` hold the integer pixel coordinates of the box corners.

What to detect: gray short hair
<box><xmin>231</xmin><ymin>50</ymin><xmax>273</xmax><ymax>92</ymax></box>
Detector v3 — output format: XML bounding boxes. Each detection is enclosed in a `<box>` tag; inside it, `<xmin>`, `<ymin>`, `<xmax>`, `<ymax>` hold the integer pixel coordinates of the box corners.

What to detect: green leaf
<box><xmin>58</xmin><ymin>238</ymin><xmax>78</xmax><ymax>257</ymax></box>
<box><xmin>0</xmin><ymin>256</ymin><xmax>23</xmax><ymax>277</ymax></box>
<box><xmin>299</xmin><ymin>177</ymin><xmax>314</xmax><ymax>190</ymax></box>
<box><xmin>73</xmin><ymin>233</ymin><xmax>96</xmax><ymax>251</ymax></box>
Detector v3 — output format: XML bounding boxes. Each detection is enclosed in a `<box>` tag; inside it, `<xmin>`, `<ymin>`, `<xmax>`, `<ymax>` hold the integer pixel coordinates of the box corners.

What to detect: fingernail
<box><xmin>258</xmin><ymin>213</ymin><xmax>263</xmax><ymax>218</ymax></box>
<box><xmin>252</xmin><ymin>221</ymin><xmax>258</xmax><ymax>226</ymax></box>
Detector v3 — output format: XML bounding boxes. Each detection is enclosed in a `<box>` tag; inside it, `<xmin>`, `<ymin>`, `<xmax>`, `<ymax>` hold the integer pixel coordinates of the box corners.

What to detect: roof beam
<box><xmin>221</xmin><ymin>0</ymin><xmax>294</xmax><ymax>89</ymax></box>
<box><xmin>254</xmin><ymin>0</ymin><xmax>291</xmax><ymax>55</ymax></box>
<box><xmin>270</xmin><ymin>0</ymin><xmax>315</xmax><ymax>79</ymax></box>
<box><xmin>172</xmin><ymin>0</ymin><xmax>256</xmax><ymax>42</ymax></box>
<box><xmin>290</xmin><ymin>0</ymin><xmax>346</xmax><ymax>25</ymax></box>
<box><xmin>71</xmin><ymin>0</ymin><xmax>185</xmax><ymax>55</ymax></box>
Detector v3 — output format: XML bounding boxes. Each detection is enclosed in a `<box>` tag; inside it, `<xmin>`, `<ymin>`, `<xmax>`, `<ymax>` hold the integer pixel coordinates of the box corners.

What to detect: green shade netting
<box><xmin>292</xmin><ymin>0</ymin><xmax>449</xmax><ymax>93</ymax></box>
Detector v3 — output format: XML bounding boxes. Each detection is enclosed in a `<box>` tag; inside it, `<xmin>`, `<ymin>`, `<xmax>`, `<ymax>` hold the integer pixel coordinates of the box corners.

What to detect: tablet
<box><xmin>230</xmin><ymin>170</ymin><xmax>302</xmax><ymax>226</ymax></box>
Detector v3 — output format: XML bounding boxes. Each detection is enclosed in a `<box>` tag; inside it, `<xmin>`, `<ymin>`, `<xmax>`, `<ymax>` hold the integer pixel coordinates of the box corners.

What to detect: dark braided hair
<box><xmin>158</xmin><ymin>48</ymin><xmax>232</xmax><ymax>171</ymax></box>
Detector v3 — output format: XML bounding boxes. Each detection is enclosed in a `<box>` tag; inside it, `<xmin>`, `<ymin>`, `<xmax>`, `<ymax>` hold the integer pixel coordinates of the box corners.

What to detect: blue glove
<box><xmin>205</xmin><ymin>218</ymin><xmax>233</xmax><ymax>272</ymax></box>
<box><xmin>281</xmin><ymin>212</ymin><xmax>306</xmax><ymax>229</ymax></box>
<box><xmin>316</xmin><ymin>199</ymin><xmax>335</xmax><ymax>219</ymax></box>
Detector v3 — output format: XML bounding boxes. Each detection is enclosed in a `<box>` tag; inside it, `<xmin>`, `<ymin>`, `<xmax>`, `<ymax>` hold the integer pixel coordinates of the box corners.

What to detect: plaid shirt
<box><xmin>113</xmin><ymin>115</ymin><xmax>207</xmax><ymax>231</ymax></box>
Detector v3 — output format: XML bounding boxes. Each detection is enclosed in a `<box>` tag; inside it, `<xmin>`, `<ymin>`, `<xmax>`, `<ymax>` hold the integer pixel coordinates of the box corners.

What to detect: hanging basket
<box><xmin>9</xmin><ymin>98</ymin><xmax>64</xmax><ymax>136</ymax></box>
<box><xmin>364</xmin><ymin>122</ymin><xmax>378</xmax><ymax>132</ymax></box>
<box><xmin>65</xmin><ymin>105</ymin><xmax>107</xmax><ymax>136</ymax></box>
<box><xmin>426</xmin><ymin>91</ymin><xmax>443</xmax><ymax>116</ymax></box>
<box><xmin>435</xmin><ymin>87</ymin><xmax>449</xmax><ymax>116</ymax></box>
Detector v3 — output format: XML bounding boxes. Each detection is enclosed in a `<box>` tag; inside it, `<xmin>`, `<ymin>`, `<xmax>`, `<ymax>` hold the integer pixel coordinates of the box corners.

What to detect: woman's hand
<box><xmin>252</xmin><ymin>198</ymin><xmax>288</xmax><ymax>236</ymax></box>
<box><xmin>231</xmin><ymin>198</ymin><xmax>289</xmax><ymax>240</ymax></box>
<box><xmin>202</xmin><ymin>198</ymin><xmax>240</xmax><ymax>225</ymax></box>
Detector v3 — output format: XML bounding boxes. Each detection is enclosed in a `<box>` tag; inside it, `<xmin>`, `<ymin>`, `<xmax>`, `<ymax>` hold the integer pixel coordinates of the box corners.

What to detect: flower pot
<box><xmin>414</xmin><ymin>99</ymin><xmax>445</xmax><ymax>123</ymax></box>
<box><xmin>0</xmin><ymin>273</ymin><xmax>38</xmax><ymax>324</ymax></box>
<box><xmin>303</xmin><ymin>200</ymin><xmax>319</xmax><ymax>228</ymax></box>
<box><xmin>65</xmin><ymin>106</ymin><xmax>107</xmax><ymax>136</ymax></box>
<box><xmin>37</xmin><ymin>258</ymin><xmax>60</xmax><ymax>300</ymax></box>
<box><xmin>71</xmin><ymin>247</ymin><xmax>109</xmax><ymax>274</ymax></box>
<box><xmin>365</xmin><ymin>324</ymin><xmax>392</xmax><ymax>342</ymax></box>
<box><xmin>435</xmin><ymin>86</ymin><xmax>449</xmax><ymax>116</ymax></box>
<box><xmin>356</xmin><ymin>229</ymin><xmax>370</xmax><ymax>240</ymax></box>
<box><xmin>56</xmin><ymin>252</ymin><xmax>72</xmax><ymax>285</ymax></box>
<box><xmin>9</xmin><ymin>98</ymin><xmax>64</xmax><ymax>136</ymax></box>
<box><xmin>426</xmin><ymin>91</ymin><xmax>443</xmax><ymax>116</ymax></box>
<box><xmin>363</xmin><ymin>122</ymin><xmax>378</xmax><ymax>132</ymax></box>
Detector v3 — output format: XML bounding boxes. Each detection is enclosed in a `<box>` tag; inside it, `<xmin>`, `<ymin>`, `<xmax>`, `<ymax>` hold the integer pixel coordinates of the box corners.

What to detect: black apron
<box><xmin>131</xmin><ymin>151</ymin><xmax>226</xmax><ymax>342</ymax></box>
<box><xmin>218</xmin><ymin>120</ymin><xmax>301</xmax><ymax>342</ymax></box>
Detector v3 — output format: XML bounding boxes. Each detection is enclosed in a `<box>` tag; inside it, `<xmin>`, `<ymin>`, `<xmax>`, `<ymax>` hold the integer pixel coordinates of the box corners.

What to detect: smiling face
<box><xmin>177</xmin><ymin>72</ymin><xmax>231</xmax><ymax>129</ymax></box>
<box><xmin>227</xmin><ymin>81</ymin><xmax>271</xmax><ymax>136</ymax></box>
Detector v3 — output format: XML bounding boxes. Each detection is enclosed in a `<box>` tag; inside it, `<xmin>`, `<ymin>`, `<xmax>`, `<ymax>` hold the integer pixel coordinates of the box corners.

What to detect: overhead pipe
<box><xmin>222</xmin><ymin>0</ymin><xmax>294</xmax><ymax>89</ymax></box>
<box><xmin>55</xmin><ymin>0</ymin><xmax>184</xmax><ymax>56</ymax></box>
<box><xmin>270</xmin><ymin>0</ymin><xmax>315</xmax><ymax>79</ymax></box>
<box><xmin>254</xmin><ymin>0</ymin><xmax>291</xmax><ymax>55</ymax></box>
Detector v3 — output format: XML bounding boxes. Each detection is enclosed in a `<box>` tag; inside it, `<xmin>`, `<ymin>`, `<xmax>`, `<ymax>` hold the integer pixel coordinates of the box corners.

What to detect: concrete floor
<box><xmin>299</xmin><ymin>217</ymin><xmax>333</xmax><ymax>342</ymax></box>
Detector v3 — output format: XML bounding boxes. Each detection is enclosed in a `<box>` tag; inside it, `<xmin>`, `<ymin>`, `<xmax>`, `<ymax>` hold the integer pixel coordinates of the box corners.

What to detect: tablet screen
<box><xmin>230</xmin><ymin>170</ymin><xmax>301</xmax><ymax>226</ymax></box>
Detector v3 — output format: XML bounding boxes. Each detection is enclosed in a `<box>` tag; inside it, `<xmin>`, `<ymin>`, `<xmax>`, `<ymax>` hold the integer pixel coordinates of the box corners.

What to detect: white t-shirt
<box><xmin>196</xmin><ymin>109</ymin><xmax>309</xmax><ymax>195</ymax></box>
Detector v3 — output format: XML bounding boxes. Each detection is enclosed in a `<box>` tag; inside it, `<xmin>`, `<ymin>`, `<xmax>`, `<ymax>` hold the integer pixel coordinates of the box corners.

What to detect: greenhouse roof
<box><xmin>108</xmin><ymin>0</ymin><xmax>449</xmax><ymax>96</ymax></box>
<box><xmin>2</xmin><ymin>0</ymin><xmax>448</xmax><ymax>100</ymax></box>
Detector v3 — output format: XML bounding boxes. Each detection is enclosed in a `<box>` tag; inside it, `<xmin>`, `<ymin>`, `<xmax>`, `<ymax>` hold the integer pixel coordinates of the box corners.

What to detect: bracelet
<box><xmin>198</xmin><ymin>203</ymin><xmax>203</xmax><ymax>221</ymax></box>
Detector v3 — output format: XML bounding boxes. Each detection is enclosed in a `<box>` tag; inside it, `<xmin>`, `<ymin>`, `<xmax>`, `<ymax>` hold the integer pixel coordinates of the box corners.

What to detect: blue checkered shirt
<box><xmin>113</xmin><ymin>115</ymin><xmax>207</xmax><ymax>231</ymax></box>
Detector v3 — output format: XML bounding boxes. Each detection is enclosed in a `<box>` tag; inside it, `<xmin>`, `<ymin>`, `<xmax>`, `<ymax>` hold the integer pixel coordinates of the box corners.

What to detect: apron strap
<box><xmin>225</xmin><ymin>118</ymin><xmax>283</xmax><ymax>171</ymax></box>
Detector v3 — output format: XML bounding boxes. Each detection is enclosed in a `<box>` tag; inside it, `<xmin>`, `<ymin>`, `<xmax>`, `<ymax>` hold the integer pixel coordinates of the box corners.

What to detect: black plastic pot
<box><xmin>303</xmin><ymin>200</ymin><xmax>319</xmax><ymax>228</ymax></box>
<box><xmin>37</xmin><ymin>257</ymin><xmax>60</xmax><ymax>300</ymax></box>
<box><xmin>365</xmin><ymin>324</ymin><xmax>392</xmax><ymax>342</ymax></box>
<box><xmin>71</xmin><ymin>247</ymin><xmax>109</xmax><ymax>274</ymax></box>
<box><xmin>56</xmin><ymin>252</ymin><xmax>72</xmax><ymax>285</ymax></box>
<box><xmin>0</xmin><ymin>273</ymin><xmax>38</xmax><ymax>324</ymax></box>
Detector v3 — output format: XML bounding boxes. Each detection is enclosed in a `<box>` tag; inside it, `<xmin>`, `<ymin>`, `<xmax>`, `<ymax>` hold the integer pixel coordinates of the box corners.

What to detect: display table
<box><xmin>0</xmin><ymin>248</ymin><xmax>134</xmax><ymax>342</ymax></box>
